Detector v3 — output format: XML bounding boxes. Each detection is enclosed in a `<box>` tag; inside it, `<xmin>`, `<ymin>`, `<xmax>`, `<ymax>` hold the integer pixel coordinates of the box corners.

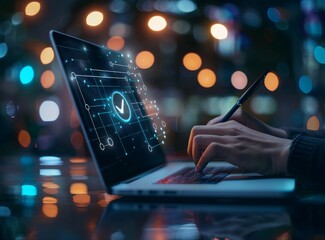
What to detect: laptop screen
<box><xmin>50</xmin><ymin>31</ymin><xmax>166</xmax><ymax>189</ymax></box>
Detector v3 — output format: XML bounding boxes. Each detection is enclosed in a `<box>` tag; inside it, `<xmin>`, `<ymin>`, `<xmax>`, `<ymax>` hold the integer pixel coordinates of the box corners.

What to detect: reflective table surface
<box><xmin>0</xmin><ymin>156</ymin><xmax>325</xmax><ymax>240</ymax></box>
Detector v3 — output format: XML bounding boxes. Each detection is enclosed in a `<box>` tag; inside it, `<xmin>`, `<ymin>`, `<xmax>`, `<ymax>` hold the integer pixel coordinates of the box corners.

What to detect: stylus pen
<box><xmin>220</xmin><ymin>70</ymin><xmax>269</xmax><ymax>122</ymax></box>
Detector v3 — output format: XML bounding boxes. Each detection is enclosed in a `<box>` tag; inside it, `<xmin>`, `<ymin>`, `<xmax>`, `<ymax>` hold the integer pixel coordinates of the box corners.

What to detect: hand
<box><xmin>208</xmin><ymin>109</ymin><xmax>288</xmax><ymax>139</ymax></box>
<box><xmin>187</xmin><ymin>120</ymin><xmax>292</xmax><ymax>175</ymax></box>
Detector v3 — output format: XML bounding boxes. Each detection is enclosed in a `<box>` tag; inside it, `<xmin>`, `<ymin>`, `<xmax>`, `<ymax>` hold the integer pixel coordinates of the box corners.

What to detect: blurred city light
<box><xmin>21</xmin><ymin>185</ymin><xmax>37</xmax><ymax>196</ymax></box>
<box><xmin>106</xmin><ymin>36</ymin><xmax>125</xmax><ymax>51</ymax></box>
<box><xmin>19</xmin><ymin>65</ymin><xmax>34</xmax><ymax>85</ymax></box>
<box><xmin>264</xmin><ymin>72</ymin><xmax>279</xmax><ymax>92</ymax></box>
<box><xmin>40</xmin><ymin>47</ymin><xmax>54</xmax><ymax>65</ymax></box>
<box><xmin>231</xmin><ymin>71</ymin><xmax>248</xmax><ymax>90</ymax></box>
<box><xmin>40</xmin><ymin>169</ymin><xmax>61</xmax><ymax>177</ymax></box>
<box><xmin>299</xmin><ymin>75</ymin><xmax>313</xmax><ymax>94</ymax></box>
<box><xmin>177</xmin><ymin>0</ymin><xmax>197</xmax><ymax>13</ymax></box>
<box><xmin>251</xmin><ymin>96</ymin><xmax>277</xmax><ymax>115</ymax></box>
<box><xmin>314</xmin><ymin>46</ymin><xmax>325</xmax><ymax>64</ymax></box>
<box><xmin>18</xmin><ymin>129</ymin><xmax>31</xmax><ymax>148</ymax></box>
<box><xmin>42</xmin><ymin>204</ymin><xmax>58</xmax><ymax>218</ymax></box>
<box><xmin>42</xmin><ymin>197</ymin><xmax>58</xmax><ymax>204</ymax></box>
<box><xmin>41</xmin><ymin>70</ymin><xmax>55</xmax><ymax>89</ymax></box>
<box><xmin>210</xmin><ymin>23</ymin><xmax>228</xmax><ymax>40</ymax></box>
<box><xmin>148</xmin><ymin>15</ymin><xmax>167</xmax><ymax>31</ymax></box>
<box><xmin>70</xmin><ymin>183</ymin><xmax>88</xmax><ymax>194</ymax></box>
<box><xmin>183</xmin><ymin>52</ymin><xmax>202</xmax><ymax>71</ymax></box>
<box><xmin>39</xmin><ymin>100</ymin><xmax>60</xmax><ymax>122</ymax></box>
<box><xmin>135</xmin><ymin>51</ymin><xmax>155</xmax><ymax>69</ymax></box>
<box><xmin>306</xmin><ymin>115</ymin><xmax>320</xmax><ymax>130</ymax></box>
<box><xmin>301</xmin><ymin>96</ymin><xmax>318</xmax><ymax>115</ymax></box>
<box><xmin>25</xmin><ymin>1</ymin><xmax>41</xmax><ymax>16</ymax></box>
<box><xmin>197</xmin><ymin>69</ymin><xmax>216</xmax><ymax>88</ymax></box>
<box><xmin>267</xmin><ymin>7</ymin><xmax>281</xmax><ymax>23</ymax></box>
<box><xmin>86</xmin><ymin>11</ymin><xmax>104</xmax><ymax>27</ymax></box>
<box><xmin>0</xmin><ymin>42</ymin><xmax>8</xmax><ymax>58</ymax></box>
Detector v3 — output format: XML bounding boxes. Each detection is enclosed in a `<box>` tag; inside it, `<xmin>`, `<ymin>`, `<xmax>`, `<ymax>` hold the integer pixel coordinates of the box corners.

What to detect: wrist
<box><xmin>275</xmin><ymin>138</ymin><xmax>292</xmax><ymax>175</ymax></box>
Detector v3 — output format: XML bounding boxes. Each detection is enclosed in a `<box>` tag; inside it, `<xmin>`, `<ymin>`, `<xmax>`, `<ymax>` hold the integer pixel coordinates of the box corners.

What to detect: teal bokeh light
<box><xmin>20</xmin><ymin>65</ymin><xmax>34</xmax><ymax>85</ymax></box>
<box><xmin>299</xmin><ymin>76</ymin><xmax>313</xmax><ymax>94</ymax></box>
<box><xmin>314</xmin><ymin>46</ymin><xmax>325</xmax><ymax>64</ymax></box>
<box><xmin>21</xmin><ymin>185</ymin><xmax>37</xmax><ymax>196</ymax></box>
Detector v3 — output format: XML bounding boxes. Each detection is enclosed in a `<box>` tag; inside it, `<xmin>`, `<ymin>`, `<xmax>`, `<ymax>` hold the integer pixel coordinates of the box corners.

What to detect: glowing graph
<box><xmin>64</xmin><ymin>47</ymin><xmax>166</xmax><ymax>160</ymax></box>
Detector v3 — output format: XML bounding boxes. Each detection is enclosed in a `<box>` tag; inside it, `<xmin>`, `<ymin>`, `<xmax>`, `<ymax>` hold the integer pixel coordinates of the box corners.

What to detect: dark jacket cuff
<box><xmin>287</xmin><ymin>135</ymin><xmax>319</xmax><ymax>179</ymax></box>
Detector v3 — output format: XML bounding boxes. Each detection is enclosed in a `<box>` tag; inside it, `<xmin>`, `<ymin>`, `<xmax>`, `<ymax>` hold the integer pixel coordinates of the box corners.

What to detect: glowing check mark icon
<box><xmin>115</xmin><ymin>99</ymin><xmax>125</xmax><ymax>114</ymax></box>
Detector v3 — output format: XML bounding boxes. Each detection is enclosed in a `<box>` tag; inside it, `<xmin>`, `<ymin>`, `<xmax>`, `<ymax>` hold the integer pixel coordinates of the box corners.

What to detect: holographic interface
<box><xmin>51</xmin><ymin>31</ymin><xmax>166</xmax><ymax>185</ymax></box>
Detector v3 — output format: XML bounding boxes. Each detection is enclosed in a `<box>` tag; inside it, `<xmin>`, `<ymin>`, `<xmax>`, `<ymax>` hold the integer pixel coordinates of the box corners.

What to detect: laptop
<box><xmin>50</xmin><ymin>30</ymin><xmax>295</xmax><ymax>198</ymax></box>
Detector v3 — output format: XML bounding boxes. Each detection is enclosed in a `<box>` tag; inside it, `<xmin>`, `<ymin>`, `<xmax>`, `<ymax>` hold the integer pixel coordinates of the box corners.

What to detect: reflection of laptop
<box><xmin>94</xmin><ymin>199</ymin><xmax>291</xmax><ymax>240</ymax></box>
<box><xmin>50</xmin><ymin>30</ymin><xmax>295</xmax><ymax>198</ymax></box>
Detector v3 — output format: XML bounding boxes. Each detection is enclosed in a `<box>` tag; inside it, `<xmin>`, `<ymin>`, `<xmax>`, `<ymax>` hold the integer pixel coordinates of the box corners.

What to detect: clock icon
<box><xmin>111</xmin><ymin>91</ymin><xmax>131</xmax><ymax>122</ymax></box>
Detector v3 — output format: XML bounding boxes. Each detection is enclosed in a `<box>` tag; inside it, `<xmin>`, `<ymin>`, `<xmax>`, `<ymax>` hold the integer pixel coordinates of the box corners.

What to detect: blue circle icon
<box><xmin>111</xmin><ymin>91</ymin><xmax>131</xmax><ymax>122</ymax></box>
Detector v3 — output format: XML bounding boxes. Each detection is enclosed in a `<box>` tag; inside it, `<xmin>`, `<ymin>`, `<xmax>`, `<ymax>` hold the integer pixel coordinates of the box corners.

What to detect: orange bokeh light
<box><xmin>42</xmin><ymin>204</ymin><xmax>58</xmax><ymax>218</ymax></box>
<box><xmin>264</xmin><ymin>72</ymin><xmax>279</xmax><ymax>91</ymax></box>
<box><xmin>41</xmin><ymin>70</ymin><xmax>55</xmax><ymax>89</ymax></box>
<box><xmin>107</xmin><ymin>36</ymin><xmax>125</xmax><ymax>51</ymax></box>
<box><xmin>197</xmin><ymin>69</ymin><xmax>217</xmax><ymax>88</ymax></box>
<box><xmin>18</xmin><ymin>129</ymin><xmax>31</xmax><ymax>148</ymax></box>
<box><xmin>25</xmin><ymin>1</ymin><xmax>41</xmax><ymax>16</ymax></box>
<box><xmin>135</xmin><ymin>51</ymin><xmax>155</xmax><ymax>69</ymax></box>
<box><xmin>70</xmin><ymin>183</ymin><xmax>88</xmax><ymax>195</ymax></box>
<box><xmin>183</xmin><ymin>53</ymin><xmax>202</xmax><ymax>71</ymax></box>
<box><xmin>40</xmin><ymin>47</ymin><xmax>54</xmax><ymax>65</ymax></box>
<box><xmin>306</xmin><ymin>115</ymin><xmax>320</xmax><ymax>130</ymax></box>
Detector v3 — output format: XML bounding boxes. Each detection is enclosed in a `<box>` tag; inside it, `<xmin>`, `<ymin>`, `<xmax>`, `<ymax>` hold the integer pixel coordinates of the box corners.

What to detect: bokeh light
<box><xmin>0</xmin><ymin>42</ymin><xmax>8</xmax><ymax>58</ymax></box>
<box><xmin>86</xmin><ymin>11</ymin><xmax>104</xmax><ymax>27</ymax></box>
<box><xmin>25</xmin><ymin>1</ymin><xmax>41</xmax><ymax>16</ymax></box>
<box><xmin>148</xmin><ymin>15</ymin><xmax>167</xmax><ymax>31</ymax></box>
<box><xmin>264</xmin><ymin>72</ymin><xmax>279</xmax><ymax>91</ymax></box>
<box><xmin>267</xmin><ymin>7</ymin><xmax>281</xmax><ymax>23</ymax></box>
<box><xmin>231</xmin><ymin>71</ymin><xmax>248</xmax><ymax>90</ymax></box>
<box><xmin>42</xmin><ymin>197</ymin><xmax>58</xmax><ymax>204</ymax></box>
<box><xmin>183</xmin><ymin>52</ymin><xmax>202</xmax><ymax>71</ymax></box>
<box><xmin>135</xmin><ymin>51</ymin><xmax>155</xmax><ymax>69</ymax></box>
<box><xmin>70</xmin><ymin>183</ymin><xmax>88</xmax><ymax>194</ymax></box>
<box><xmin>197</xmin><ymin>69</ymin><xmax>217</xmax><ymax>88</ymax></box>
<box><xmin>314</xmin><ymin>46</ymin><xmax>325</xmax><ymax>64</ymax></box>
<box><xmin>39</xmin><ymin>100</ymin><xmax>60</xmax><ymax>122</ymax></box>
<box><xmin>40</xmin><ymin>47</ymin><xmax>54</xmax><ymax>65</ymax></box>
<box><xmin>299</xmin><ymin>75</ymin><xmax>312</xmax><ymax>94</ymax></box>
<box><xmin>70</xmin><ymin>130</ymin><xmax>84</xmax><ymax>150</ymax></box>
<box><xmin>306</xmin><ymin>115</ymin><xmax>320</xmax><ymax>130</ymax></box>
<box><xmin>20</xmin><ymin>66</ymin><xmax>34</xmax><ymax>85</ymax></box>
<box><xmin>106</xmin><ymin>36</ymin><xmax>125</xmax><ymax>51</ymax></box>
<box><xmin>21</xmin><ymin>185</ymin><xmax>37</xmax><ymax>196</ymax></box>
<box><xmin>42</xmin><ymin>204</ymin><xmax>58</xmax><ymax>218</ymax></box>
<box><xmin>18</xmin><ymin>129</ymin><xmax>31</xmax><ymax>148</ymax></box>
<box><xmin>251</xmin><ymin>96</ymin><xmax>277</xmax><ymax>115</ymax></box>
<box><xmin>41</xmin><ymin>70</ymin><xmax>55</xmax><ymax>89</ymax></box>
<box><xmin>210</xmin><ymin>23</ymin><xmax>228</xmax><ymax>40</ymax></box>
<box><xmin>177</xmin><ymin>0</ymin><xmax>197</xmax><ymax>13</ymax></box>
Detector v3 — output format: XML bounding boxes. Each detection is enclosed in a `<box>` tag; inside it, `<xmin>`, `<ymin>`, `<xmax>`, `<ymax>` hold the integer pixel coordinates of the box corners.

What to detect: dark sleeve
<box><xmin>287</xmin><ymin>135</ymin><xmax>325</xmax><ymax>183</ymax></box>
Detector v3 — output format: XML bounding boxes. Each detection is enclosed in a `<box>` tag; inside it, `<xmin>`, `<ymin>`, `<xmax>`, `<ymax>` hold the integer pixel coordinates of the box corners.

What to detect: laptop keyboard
<box><xmin>156</xmin><ymin>167</ymin><xmax>234</xmax><ymax>184</ymax></box>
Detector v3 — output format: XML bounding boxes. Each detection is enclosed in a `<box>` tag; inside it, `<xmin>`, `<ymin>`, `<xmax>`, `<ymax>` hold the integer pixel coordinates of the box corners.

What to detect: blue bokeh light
<box><xmin>314</xmin><ymin>46</ymin><xmax>325</xmax><ymax>64</ymax></box>
<box><xmin>20</xmin><ymin>65</ymin><xmax>34</xmax><ymax>84</ymax></box>
<box><xmin>0</xmin><ymin>42</ymin><xmax>8</xmax><ymax>58</ymax></box>
<box><xmin>299</xmin><ymin>75</ymin><xmax>313</xmax><ymax>94</ymax></box>
<box><xmin>21</xmin><ymin>185</ymin><xmax>37</xmax><ymax>196</ymax></box>
<box><xmin>267</xmin><ymin>8</ymin><xmax>281</xmax><ymax>23</ymax></box>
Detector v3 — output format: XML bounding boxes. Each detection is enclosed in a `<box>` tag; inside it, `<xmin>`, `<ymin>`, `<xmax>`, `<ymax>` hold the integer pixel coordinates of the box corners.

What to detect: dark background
<box><xmin>0</xmin><ymin>0</ymin><xmax>324</xmax><ymax>157</ymax></box>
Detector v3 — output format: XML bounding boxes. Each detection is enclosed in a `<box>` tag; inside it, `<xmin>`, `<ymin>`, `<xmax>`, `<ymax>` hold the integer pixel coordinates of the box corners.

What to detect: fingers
<box><xmin>191</xmin><ymin>135</ymin><xmax>231</xmax><ymax>165</ymax></box>
<box><xmin>196</xmin><ymin>142</ymin><xmax>231</xmax><ymax>172</ymax></box>
<box><xmin>187</xmin><ymin>121</ymin><xmax>240</xmax><ymax>158</ymax></box>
